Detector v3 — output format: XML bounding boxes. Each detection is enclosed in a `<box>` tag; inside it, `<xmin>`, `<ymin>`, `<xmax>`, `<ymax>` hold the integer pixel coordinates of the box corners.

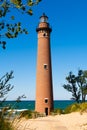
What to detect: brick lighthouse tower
<box><xmin>35</xmin><ymin>13</ymin><xmax>53</xmax><ymax>115</ymax></box>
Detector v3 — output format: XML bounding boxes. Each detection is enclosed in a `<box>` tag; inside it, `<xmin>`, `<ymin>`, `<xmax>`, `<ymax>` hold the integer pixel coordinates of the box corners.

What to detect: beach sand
<box><xmin>13</xmin><ymin>112</ymin><xmax>87</xmax><ymax>130</ymax></box>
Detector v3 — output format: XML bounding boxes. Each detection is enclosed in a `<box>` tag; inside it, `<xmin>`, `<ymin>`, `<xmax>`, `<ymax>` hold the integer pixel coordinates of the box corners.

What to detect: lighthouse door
<box><xmin>45</xmin><ymin>108</ymin><xmax>48</xmax><ymax>115</ymax></box>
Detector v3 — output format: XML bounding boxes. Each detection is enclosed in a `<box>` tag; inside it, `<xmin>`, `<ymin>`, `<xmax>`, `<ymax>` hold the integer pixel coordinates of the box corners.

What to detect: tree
<box><xmin>0</xmin><ymin>71</ymin><xmax>14</xmax><ymax>130</ymax></box>
<box><xmin>63</xmin><ymin>70</ymin><xmax>87</xmax><ymax>103</ymax></box>
<box><xmin>0</xmin><ymin>71</ymin><xmax>26</xmax><ymax>130</ymax></box>
<box><xmin>0</xmin><ymin>71</ymin><xmax>14</xmax><ymax>105</ymax></box>
<box><xmin>0</xmin><ymin>0</ymin><xmax>42</xmax><ymax>49</ymax></box>
<box><xmin>76</xmin><ymin>70</ymin><xmax>87</xmax><ymax>102</ymax></box>
<box><xmin>63</xmin><ymin>71</ymin><xmax>81</xmax><ymax>103</ymax></box>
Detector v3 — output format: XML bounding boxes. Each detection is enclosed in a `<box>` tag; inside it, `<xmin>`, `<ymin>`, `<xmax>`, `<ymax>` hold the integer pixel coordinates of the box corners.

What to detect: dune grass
<box><xmin>1</xmin><ymin>102</ymin><xmax>87</xmax><ymax>130</ymax></box>
<box><xmin>0</xmin><ymin>117</ymin><xmax>13</xmax><ymax>130</ymax></box>
<box><xmin>51</xmin><ymin>102</ymin><xmax>87</xmax><ymax>115</ymax></box>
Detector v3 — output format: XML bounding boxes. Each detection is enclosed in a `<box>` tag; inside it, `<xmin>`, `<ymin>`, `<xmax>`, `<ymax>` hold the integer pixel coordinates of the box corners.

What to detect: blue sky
<box><xmin>0</xmin><ymin>0</ymin><xmax>87</xmax><ymax>100</ymax></box>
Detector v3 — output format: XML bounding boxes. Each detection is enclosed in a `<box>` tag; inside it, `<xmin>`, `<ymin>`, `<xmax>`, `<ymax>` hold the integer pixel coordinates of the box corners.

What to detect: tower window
<box><xmin>43</xmin><ymin>33</ymin><xmax>46</xmax><ymax>37</ymax></box>
<box><xmin>44</xmin><ymin>64</ymin><xmax>48</xmax><ymax>69</ymax></box>
<box><xmin>43</xmin><ymin>32</ymin><xmax>48</xmax><ymax>37</ymax></box>
<box><xmin>45</xmin><ymin>98</ymin><xmax>48</xmax><ymax>103</ymax></box>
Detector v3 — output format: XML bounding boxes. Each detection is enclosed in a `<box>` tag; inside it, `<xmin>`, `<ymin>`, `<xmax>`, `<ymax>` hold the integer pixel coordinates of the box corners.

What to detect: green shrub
<box><xmin>32</xmin><ymin>111</ymin><xmax>41</xmax><ymax>118</ymax></box>
<box><xmin>64</xmin><ymin>102</ymin><xmax>87</xmax><ymax>114</ymax></box>
<box><xmin>0</xmin><ymin>117</ymin><xmax>13</xmax><ymax>130</ymax></box>
<box><xmin>51</xmin><ymin>108</ymin><xmax>63</xmax><ymax>115</ymax></box>
<box><xmin>70</xmin><ymin>103</ymin><xmax>80</xmax><ymax>112</ymax></box>
<box><xmin>64</xmin><ymin>105</ymin><xmax>72</xmax><ymax>114</ymax></box>
<box><xmin>80</xmin><ymin>102</ymin><xmax>87</xmax><ymax>113</ymax></box>
<box><xmin>20</xmin><ymin>110</ymin><xmax>33</xmax><ymax>119</ymax></box>
<box><xmin>64</xmin><ymin>103</ymin><xmax>81</xmax><ymax>114</ymax></box>
<box><xmin>20</xmin><ymin>110</ymin><xmax>47</xmax><ymax>119</ymax></box>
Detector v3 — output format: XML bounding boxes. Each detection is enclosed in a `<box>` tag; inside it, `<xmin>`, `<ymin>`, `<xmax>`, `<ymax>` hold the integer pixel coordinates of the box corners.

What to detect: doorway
<box><xmin>45</xmin><ymin>108</ymin><xmax>48</xmax><ymax>115</ymax></box>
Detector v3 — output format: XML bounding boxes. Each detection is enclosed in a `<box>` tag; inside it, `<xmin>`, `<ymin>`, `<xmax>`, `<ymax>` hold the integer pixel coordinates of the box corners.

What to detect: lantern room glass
<box><xmin>40</xmin><ymin>13</ymin><xmax>48</xmax><ymax>23</ymax></box>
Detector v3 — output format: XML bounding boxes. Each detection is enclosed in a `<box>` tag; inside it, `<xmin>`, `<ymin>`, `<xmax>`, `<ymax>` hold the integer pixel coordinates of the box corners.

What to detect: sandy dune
<box><xmin>13</xmin><ymin>112</ymin><xmax>87</xmax><ymax>130</ymax></box>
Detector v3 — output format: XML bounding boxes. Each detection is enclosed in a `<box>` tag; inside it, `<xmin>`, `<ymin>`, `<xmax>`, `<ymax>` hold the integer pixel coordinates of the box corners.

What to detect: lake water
<box><xmin>1</xmin><ymin>100</ymin><xmax>75</xmax><ymax>110</ymax></box>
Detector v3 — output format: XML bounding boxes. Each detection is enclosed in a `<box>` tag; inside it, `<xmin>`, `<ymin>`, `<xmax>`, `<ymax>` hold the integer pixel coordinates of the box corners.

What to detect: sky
<box><xmin>0</xmin><ymin>0</ymin><xmax>87</xmax><ymax>100</ymax></box>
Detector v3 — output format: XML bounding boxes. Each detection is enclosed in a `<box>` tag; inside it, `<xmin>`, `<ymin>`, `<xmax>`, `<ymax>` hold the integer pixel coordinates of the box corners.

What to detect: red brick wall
<box><xmin>35</xmin><ymin>22</ymin><xmax>53</xmax><ymax>115</ymax></box>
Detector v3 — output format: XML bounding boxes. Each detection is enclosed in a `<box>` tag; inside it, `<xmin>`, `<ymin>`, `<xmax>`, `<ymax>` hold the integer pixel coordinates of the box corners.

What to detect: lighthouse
<box><xmin>35</xmin><ymin>13</ymin><xmax>53</xmax><ymax>115</ymax></box>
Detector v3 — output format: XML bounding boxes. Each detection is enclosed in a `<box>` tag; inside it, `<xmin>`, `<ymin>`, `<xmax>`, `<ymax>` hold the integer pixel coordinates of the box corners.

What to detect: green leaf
<box><xmin>5</xmin><ymin>32</ymin><xmax>13</xmax><ymax>38</ymax></box>
<box><xmin>11</xmin><ymin>16</ymin><xmax>15</xmax><ymax>20</ymax></box>
<box><xmin>27</xmin><ymin>9</ymin><xmax>33</xmax><ymax>15</ymax></box>
<box><xmin>17</xmin><ymin>22</ymin><xmax>21</xmax><ymax>26</ymax></box>
<box><xmin>28</xmin><ymin>2</ymin><xmax>33</xmax><ymax>6</ymax></box>
<box><xmin>12</xmin><ymin>27</ymin><xmax>14</xmax><ymax>32</ymax></box>
<box><xmin>36</xmin><ymin>0</ymin><xmax>42</xmax><ymax>2</ymax></box>
<box><xmin>28</xmin><ymin>0</ymin><xmax>33</xmax><ymax>6</ymax></box>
